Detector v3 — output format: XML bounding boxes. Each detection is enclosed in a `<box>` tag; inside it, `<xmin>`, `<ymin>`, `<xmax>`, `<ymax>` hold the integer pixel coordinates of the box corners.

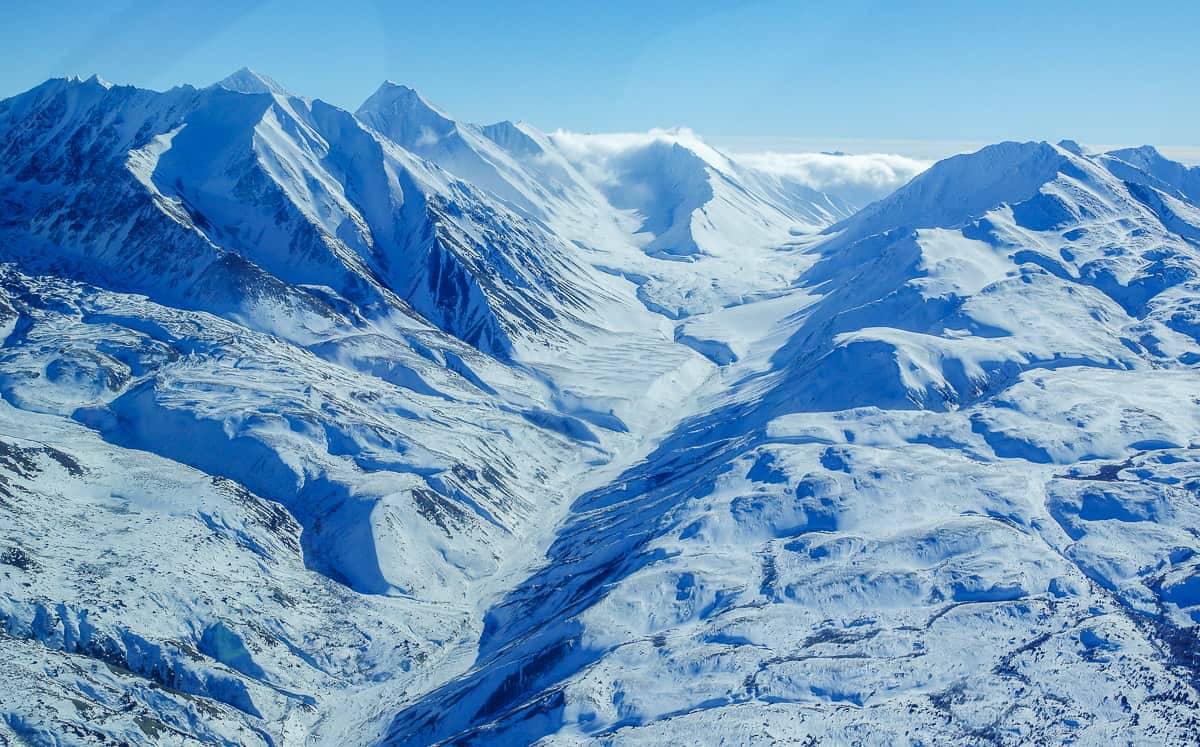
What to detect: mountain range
<box><xmin>1</xmin><ymin>70</ymin><xmax>1199</xmax><ymax>746</ymax></box>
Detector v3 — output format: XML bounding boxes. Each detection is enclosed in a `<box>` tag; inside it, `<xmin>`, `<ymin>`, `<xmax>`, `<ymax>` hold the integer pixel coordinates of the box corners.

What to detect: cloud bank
<box><xmin>732</xmin><ymin>151</ymin><xmax>931</xmax><ymax>206</ymax></box>
<box><xmin>546</xmin><ymin>128</ymin><xmax>930</xmax><ymax>207</ymax></box>
<box><xmin>547</xmin><ymin>127</ymin><xmax>736</xmax><ymax>184</ymax></box>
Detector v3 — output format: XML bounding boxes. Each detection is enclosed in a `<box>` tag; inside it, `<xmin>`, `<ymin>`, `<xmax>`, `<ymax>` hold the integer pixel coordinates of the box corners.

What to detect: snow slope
<box><xmin>0</xmin><ymin>73</ymin><xmax>723</xmax><ymax>744</ymax></box>
<box><xmin>2</xmin><ymin>71</ymin><xmax>1199</xmax><ymax>747</ymax></box>
<box><xmin>0</xmin><ymin>72</ymin><xmax>607</xmax><ymax>357</ymax></box>
<box><xmin>382</xmin><ymin>142</ymin><xmax>1200</xmax><ymax>746</ymax></box>
<box><xmin>356</xmin><ymin>91</ymin><xmax>855</xmax><ymax>320</ymax></box>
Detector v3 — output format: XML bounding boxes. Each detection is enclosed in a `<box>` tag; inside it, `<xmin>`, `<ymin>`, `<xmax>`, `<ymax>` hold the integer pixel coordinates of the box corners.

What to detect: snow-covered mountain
<box><xmin>2</xmin><ymin>72</ymin><xmax>1199</xmax><ymax>746</ymax></box>
<box><xmin>374</xmin><ymin>140</ymin><xmax>1200</xmax><ymax>745</ymax></box>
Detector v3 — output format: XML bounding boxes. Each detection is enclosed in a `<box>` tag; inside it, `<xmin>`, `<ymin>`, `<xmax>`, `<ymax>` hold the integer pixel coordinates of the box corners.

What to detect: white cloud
<box><xmin>1159</xmin><ymin>146</ymin><xmax>1200</xmax><ymax>166</ymax></box>
<box><xmin>732</xmin><ymin>151</ymin><xmax>931</xmax><ymax>205</ymax></box>
<box><xmin>414</xmin><ymin>125</ymin><xmax>442</xmax><ymax>147</ymax></box>
<box><xmin>547</xmin><ymin>128</ymin><xmax>931</xmax><ymax>206</ymax></box>
<box><xmin>547</xmin><ymin>127</ymin><xmax>736</xmax><ymax>183</ymax></box>
<box><xmin>549</xmin><ymin>127</ymin><xmax>710</xmax><ymax>158</ymax></box>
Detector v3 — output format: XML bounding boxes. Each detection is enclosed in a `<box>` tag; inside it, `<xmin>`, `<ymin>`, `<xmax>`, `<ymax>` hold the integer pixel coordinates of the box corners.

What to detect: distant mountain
<box><xmin>1</xmin><ymin>72</ymin><xmax>1198</xmax><ymax>746</ymax></box>
<box><xmin>1102</xmin><ymin>144</ymin><xmax>1200</xmax><ymax>204</ymax></box>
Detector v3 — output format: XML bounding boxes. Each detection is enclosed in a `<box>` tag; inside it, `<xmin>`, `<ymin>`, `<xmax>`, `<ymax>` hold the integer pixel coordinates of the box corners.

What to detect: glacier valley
<box><xmin>1</xmin><ymin>70</ymin><xmax>1199</xmax><ymax>746</ymax></box>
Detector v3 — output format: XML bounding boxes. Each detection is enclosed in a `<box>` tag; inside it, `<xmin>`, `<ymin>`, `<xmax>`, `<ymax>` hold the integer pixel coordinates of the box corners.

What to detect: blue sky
<box><xmin>3</xmin><ymin>0</ymin><xmax>1198</xmax><ymax>158</ymax></box>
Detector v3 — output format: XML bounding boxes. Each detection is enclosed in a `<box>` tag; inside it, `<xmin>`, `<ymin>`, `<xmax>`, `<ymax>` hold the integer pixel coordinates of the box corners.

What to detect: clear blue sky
<box><xmin>3</xmin><ymin>0</ymin><xmax>1198</xmax><ymax>155</ymax></box>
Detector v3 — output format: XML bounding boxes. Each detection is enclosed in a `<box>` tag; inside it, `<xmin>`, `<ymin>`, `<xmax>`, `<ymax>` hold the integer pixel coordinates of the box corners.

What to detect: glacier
<box><xmin>0</xmin><ymin>71</ymin><xmax>1198</xmax><ymax>746</ymax></box>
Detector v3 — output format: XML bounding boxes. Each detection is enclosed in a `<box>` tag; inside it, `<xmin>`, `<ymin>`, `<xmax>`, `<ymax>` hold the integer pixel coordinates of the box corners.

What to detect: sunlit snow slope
<box><xmin>1</xmin><ymin>71</ymin><xmax>1199</xmax><ymax>747</ymax></box>
<box><xmin>384</xmin><ymin>141</ymin><xmax>1200</xmax><ymax>746</ymax></box>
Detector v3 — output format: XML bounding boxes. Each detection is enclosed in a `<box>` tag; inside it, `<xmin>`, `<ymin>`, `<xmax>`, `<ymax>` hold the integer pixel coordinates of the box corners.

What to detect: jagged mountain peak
<box><xmin>14</xmin><ymin>73</ymin><xmax>116</xmax><ymax>103</ymax></box>
<box><xmin>354</xmin><ymin>83</ymin><xmax>588</xmax><ymax>222</ymax></box>
<box><xmin>67</xmin><ymin>73</ymin><xmax>113</xmax><ymax>89</ymax></box>
<box><xmin>480</xmin><ymin>119</ymin><xmax>546</xmax><ymax>157</ymax></box>
<box><xmin>213</xmin><ymin>67</ymin><xmax>291</xmax><ymax>96</ymax></box>
<box><xmin>367</xmin><ymin>79</ymin><xmax>432</xmax><ymax>101</ymax></box>
<box><xmin>357</xmin><ymin>80</ymin><xmax>456</xmax><ymax>134</ymax></box>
